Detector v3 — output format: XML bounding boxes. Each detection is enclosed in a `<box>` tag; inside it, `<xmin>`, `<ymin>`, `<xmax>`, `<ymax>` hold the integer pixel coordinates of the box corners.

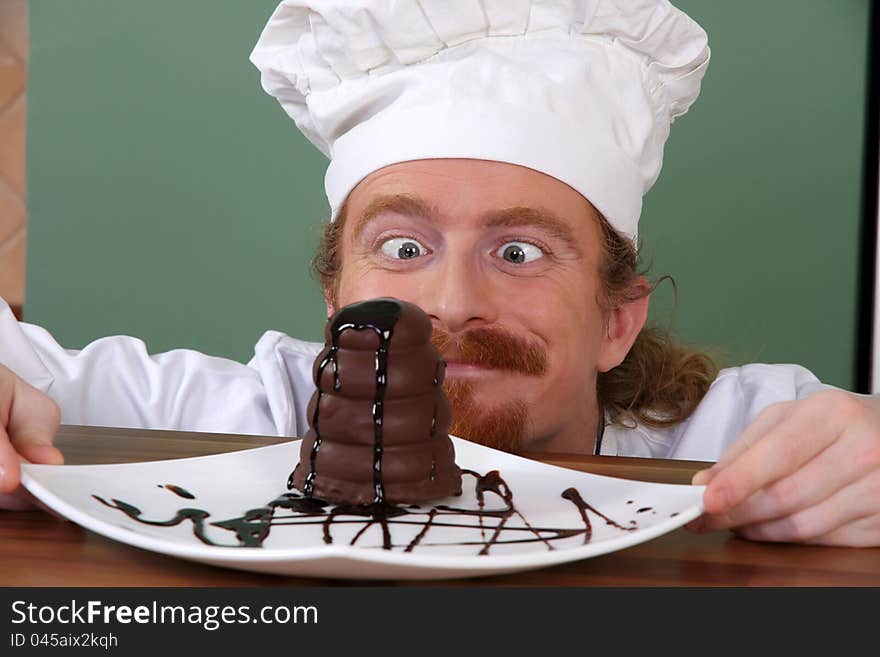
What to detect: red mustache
<box><xmin>431</xmin><ymin>326</ymin><xmax>548</xmax><ymax>376</ymax></box>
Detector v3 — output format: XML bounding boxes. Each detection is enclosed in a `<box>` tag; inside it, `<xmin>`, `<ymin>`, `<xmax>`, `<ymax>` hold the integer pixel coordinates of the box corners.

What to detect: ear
<box><xmin>596</xmin><ymin>277</ymin><xmax>650</xmax><ymax>373</ymax></box>
<box><xmin>323</xmin><ymin>287</ymin><xmax>337</xmax><ymax>319</ymax></box>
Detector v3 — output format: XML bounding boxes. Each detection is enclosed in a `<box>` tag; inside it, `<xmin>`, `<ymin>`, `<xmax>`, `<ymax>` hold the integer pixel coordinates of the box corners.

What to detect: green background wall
<box><xmin>25</xmin><ymin>0</ymin><xmax>871</xmax><ymax>390</ymax></box>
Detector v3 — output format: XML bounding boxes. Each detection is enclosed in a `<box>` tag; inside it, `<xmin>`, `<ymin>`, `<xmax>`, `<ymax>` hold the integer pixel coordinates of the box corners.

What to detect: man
<box><xmin>1</xmin><ymin>0</ymin><xmax>879</xmax><ymax>546</ymax></box>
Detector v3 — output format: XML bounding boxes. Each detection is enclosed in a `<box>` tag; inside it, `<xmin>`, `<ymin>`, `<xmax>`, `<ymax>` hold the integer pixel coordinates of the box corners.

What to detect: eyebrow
<box><xmin>351</xmin><ymin>194</ymin><xmax>440</xmax><ymax>242</ymax></box>
<box><xmin>351</xmin><ymin>194</ymin><xmax>582</xmax><ymax>255</ymax></box>
<box><xmin>483</xmin><ymin>207</ymin><xmax>583</xmax><ymax>255</ymax></box>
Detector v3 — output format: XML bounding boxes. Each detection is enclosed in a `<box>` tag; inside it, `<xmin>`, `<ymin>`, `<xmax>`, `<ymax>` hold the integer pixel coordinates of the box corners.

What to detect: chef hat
<box><xmin>250</xmin><ymin>0</ymin><xmax>709</xmax><ymax>238</ymax></box>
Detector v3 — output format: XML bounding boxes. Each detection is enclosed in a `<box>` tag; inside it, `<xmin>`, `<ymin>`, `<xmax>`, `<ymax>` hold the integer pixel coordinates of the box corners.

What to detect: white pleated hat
<box><xmin>250</xmin><ymin>0</ymin><xmax>710</xmax><ymax>238</ymax></box>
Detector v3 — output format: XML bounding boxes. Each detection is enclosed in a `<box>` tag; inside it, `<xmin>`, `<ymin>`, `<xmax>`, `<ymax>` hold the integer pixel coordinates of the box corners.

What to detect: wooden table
<box><xmin>3</xmin><ymin>425</ymin><xmax>879</xmax><ymax>586</ymax></box>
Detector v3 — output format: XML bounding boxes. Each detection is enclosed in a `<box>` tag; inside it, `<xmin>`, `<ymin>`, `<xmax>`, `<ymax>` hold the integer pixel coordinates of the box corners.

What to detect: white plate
<box><xmin>21</xmin><ymin>438</ymin><xmax>704</xmax><ymax>580</ymax></box>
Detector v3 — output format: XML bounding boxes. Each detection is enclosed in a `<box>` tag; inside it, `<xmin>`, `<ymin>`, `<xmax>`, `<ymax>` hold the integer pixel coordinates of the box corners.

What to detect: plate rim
<box><xmin>20</xmin><ymin>440</ymin><xmax>705</xmax><ymax>574</ymax></box>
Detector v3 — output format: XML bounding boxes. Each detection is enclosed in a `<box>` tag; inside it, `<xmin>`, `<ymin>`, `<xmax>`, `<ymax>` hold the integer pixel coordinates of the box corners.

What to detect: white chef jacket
<box><xmin>0</xmin><ymin>298</ymin><xmax>830</xmax><ymax>463</ymax></box>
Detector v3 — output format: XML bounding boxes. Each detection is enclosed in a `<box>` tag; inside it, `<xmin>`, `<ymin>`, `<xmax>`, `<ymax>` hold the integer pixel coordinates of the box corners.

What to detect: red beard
<box><xmin>431</xmin><ymin>326</ymin><xmax>547</xmax><ymax>453</ymax></box>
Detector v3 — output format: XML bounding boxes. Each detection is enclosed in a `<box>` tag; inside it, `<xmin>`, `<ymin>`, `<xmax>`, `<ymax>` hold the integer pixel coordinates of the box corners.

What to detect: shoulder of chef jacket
<box><xmin>0</xmin><ymin>296</ymin><xmax>320</xmax><ymax>438</ymax></box>
<box><xmin>599</xmin><ymin>364</ymin><xmax>834</xmax><ymax>461</ymax></box>
<box><xmin>0</xmin><ymin>296</ymin><xmax>838</xmax><ymax>458</ymax></box>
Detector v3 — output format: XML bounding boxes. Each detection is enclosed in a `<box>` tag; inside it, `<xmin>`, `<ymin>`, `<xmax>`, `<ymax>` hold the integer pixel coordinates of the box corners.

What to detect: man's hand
<box><xmin>688</xmin><ymin>389</ymin><xmax>880</xmax><ymax>547</ymax></box>
<box><xmin>0</xmin><ymin>364</ymin><xmax>63</xmax><ymax>510</ymax></box>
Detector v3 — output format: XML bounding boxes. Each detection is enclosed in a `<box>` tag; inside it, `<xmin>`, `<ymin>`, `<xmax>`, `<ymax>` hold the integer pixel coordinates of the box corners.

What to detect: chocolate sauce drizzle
<box><xmin>94</xmin><ymin>492</ymin><xmax>328</xmax><ymax>547</ymax></box>
<box><xmin>561</xmin><ymin>487</ymin><xmax>635</xmax><ymax>544</ymax></box>
<box><xmin>297</xmin><ymin>299</ymin><xmax>403</xmax><ymax>503</ymax></box>
<box><xmin>160</xmin><ymin>484</ymin><xmax>195</xmax><ymax>499</ymax></box>
<box><xmin>94</xmin><ymin>470</ymin><xmax>645</xmax><ymax>554</ymax></box>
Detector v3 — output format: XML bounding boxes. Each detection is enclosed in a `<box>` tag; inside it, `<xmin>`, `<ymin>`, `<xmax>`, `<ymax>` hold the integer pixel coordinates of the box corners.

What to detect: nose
<box><xmin>419</xmin><ymin>253</ymin><xmax>499</xmax><ymax>334</ymax></box>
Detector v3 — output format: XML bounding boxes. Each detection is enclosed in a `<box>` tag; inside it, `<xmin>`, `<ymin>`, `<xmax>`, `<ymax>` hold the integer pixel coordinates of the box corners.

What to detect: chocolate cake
<box><xmin>289</xmin><ymin>298</ymin><xmax>462</xmax><ymax>505</ymax></box>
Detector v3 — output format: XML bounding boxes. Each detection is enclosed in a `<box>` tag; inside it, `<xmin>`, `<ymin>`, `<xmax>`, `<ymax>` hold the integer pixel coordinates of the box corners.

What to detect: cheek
<box><xmin>531</xmin><ymin>285</ymin><xmax>606</xmax><ymax>389</ymax></box>
<box><xmin>545</xmin><ymin>311</ymin><xmax>601</xmax><ymax>379</ymax></box>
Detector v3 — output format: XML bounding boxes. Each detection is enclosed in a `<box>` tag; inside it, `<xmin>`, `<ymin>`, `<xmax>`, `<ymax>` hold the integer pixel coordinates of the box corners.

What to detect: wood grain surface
<box><xmin>3</xmin><ymin>425</ymin><xmax>879</xmax><ymax>586</ymax></box>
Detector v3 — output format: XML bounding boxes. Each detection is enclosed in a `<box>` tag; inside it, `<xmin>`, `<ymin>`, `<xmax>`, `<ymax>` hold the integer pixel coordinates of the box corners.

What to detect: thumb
<box><xmin>692</xmin><ymin>465</ymin><xmax>719</xmax><ymax>486</ymax></box>
<box><xmin>7</xmin><ymin>375</ymin><xmax>63</xmax><ymax>465</ymax></box>
<box><xmin>18</xmin><ymin>443</ymin><xmax>64</xmax><ymax>466</ymax></box>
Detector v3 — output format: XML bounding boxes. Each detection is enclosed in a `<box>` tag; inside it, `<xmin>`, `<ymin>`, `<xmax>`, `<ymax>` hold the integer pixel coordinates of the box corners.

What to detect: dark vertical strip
<box><xmin>372</xmin><ymin>330</ymin><xmax>391</xmax><ymax>504</ymax></box>
<box><xmin>301</xmin><ymin>344</ymin><xmax>338</xmax><ymax>497</ymax></box>
<box><xmin>857</xmin><ymin>1</ymin><xmax>880</xmax><ymax>393</ymax></box>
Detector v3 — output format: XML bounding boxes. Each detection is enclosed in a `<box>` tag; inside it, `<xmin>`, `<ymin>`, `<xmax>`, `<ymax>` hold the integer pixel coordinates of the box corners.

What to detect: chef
<box><xmin>1</xmin><ymin>0</ymin><xmax>878</xmax><ymax>546</ymax></box>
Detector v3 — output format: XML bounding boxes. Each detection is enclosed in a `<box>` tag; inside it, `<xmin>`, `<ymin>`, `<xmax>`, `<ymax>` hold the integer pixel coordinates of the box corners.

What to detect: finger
<box><xmin>733</xmin><ymin>469</ymin><xmax>880</xmax><ymax>545</ymax></box>
<box><xmin>703</xmin><ymin>404</ymin><xmax>841</xmax><ymax>515</ymax></box>
<box><xmin>0</xmin><ymin>425</ymin><xmax>22</xmax><ymax>493</ymax></box>
<box><xmin>716</xmin><ymin>402</ymin><xmax>794</xmax><ymax>469</ymax></box>
<box><xmin>691</xmin><ymin>402</ymin><xmax>793</xmax><ymax>486</ymax></box>
<box><xmin>805</xmin><ymin>512</ymin><xmax>880</xmax><ymax>548</ymax></box>
<box><xmin>5</xmin><ymin>486</ymin><xmax>68</xmax><ymax>520</ymax></box>
<box><xmin>7</xmin><ymin>375</ymin><xmax>61</xmax><ymax>459</ymax></box>
<box><xmin>698</xmin><ymin>430</ymin><xmax>870</xmax><ymax>531</ymax></box>
<box><xmin>691</xmin><ymin>469</ymin><xmax>713</xmax><ymax>486</ymax></box>
<box><xmin>17</xmin><ymin>443</ymin><xmax>64</xmax><ymax>466</ymax></box>
<box><xmin>0</xmin><ymin>489</ymin><xmax>36</xmax><ymax>511</ymax></box>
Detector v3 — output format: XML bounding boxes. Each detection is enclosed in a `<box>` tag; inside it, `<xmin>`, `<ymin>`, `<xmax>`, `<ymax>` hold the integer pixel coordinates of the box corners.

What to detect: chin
<box><xmin>444</xmin><ymin>379</ymin><xmax>530</xmax><ymax>453</ymax></box>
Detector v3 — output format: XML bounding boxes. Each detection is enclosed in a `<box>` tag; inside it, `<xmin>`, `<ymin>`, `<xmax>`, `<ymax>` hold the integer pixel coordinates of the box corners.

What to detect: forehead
<box><xmin>345</xmin><ymin>159</ymin><xmax>600</xmax><ymax>231</ymax></box>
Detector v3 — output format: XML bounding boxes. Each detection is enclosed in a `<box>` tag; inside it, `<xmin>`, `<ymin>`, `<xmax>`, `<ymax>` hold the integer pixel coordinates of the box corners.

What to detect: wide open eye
<box><xmin>496</xmin><ymin>241</ymin><xmax>543</xmax><ymax>264</ymax></box>
<box><xmin>380</xmin><ymin>237</ymin><xmax>427</xmax><ymax>260</ymax></box>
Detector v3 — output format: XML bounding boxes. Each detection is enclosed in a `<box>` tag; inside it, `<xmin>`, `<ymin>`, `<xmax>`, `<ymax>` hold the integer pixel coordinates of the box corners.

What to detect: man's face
<box><xmin>333</xmin><ymin>159</ymin><xmax>642</xmax><ymax>453</ymax></box>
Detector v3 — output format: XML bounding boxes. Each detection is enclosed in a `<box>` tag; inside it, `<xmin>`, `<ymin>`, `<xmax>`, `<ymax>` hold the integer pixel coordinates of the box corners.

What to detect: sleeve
<box><xmin>0</xmin><ymin>297</ymin><xmax>281</xmax><ymax>436</ymax></box>
<box><xmin>663</xmin><ymin>363</ymin><xmax>833</xmax><ymax>462</ymax></box>
<box><xmin>248</xmin><ymin>331</ymin><xmax>322</xmax><ymax>439</ymax></box>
